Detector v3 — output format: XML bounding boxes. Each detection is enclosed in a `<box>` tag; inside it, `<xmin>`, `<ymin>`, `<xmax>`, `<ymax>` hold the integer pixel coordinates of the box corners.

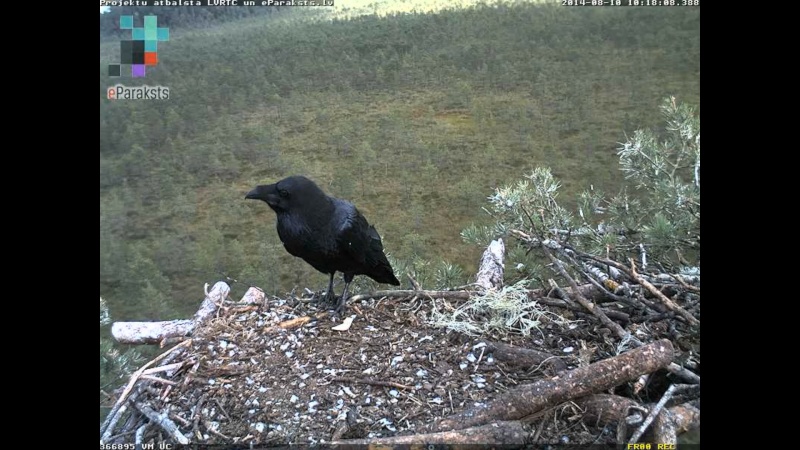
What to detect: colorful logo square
<box><xmin>109</xmin><ymin>15</ymin><xmax>168</xmax><ymax>78</ymax></box>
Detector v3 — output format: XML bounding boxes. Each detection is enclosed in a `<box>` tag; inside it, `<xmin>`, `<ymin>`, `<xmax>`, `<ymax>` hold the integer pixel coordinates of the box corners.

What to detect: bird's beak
<box><xmin>245</xmin><ymin>187</ymin><xmax>262</xmax><ymax>200</ymax></box>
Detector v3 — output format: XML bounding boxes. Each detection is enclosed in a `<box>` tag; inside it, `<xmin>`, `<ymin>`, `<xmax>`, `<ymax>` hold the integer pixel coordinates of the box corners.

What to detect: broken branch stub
<box><xmin>476</xmin><ymin>238</ymin><xmax>505</xmax><ymax>290</ymax></box>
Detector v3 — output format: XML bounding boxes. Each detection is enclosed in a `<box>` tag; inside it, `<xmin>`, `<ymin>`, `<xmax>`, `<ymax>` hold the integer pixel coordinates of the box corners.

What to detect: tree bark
<box><xmin>575</xmin><ymin>394</ymin><xmax>644</xmax><ymax>426</ymax></box>
<box><xmin>430</xmin><ymin>339</ymin><xmax>674</xmax><ymax>432</ymax></box>
<box><xmin>484</xmin><ymin>340</ymin><xmax>567</xmax><ymax>374</ymax></box>
<box><xmin>476</xmin><ymin>238</ymin><xmax>505</xmax><ymax>290</ymax></box>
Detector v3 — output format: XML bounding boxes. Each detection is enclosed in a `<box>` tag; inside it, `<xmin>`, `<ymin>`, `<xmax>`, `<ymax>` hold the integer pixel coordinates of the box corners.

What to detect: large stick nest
<box><xmin>101</xmin><ymin>278</ymin><xmax>699</xmax><ymax>447</ymax></box>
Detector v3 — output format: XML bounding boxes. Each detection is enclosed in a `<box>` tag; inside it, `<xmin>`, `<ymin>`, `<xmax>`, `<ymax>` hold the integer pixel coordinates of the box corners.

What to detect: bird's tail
<box><xmin>371</xmin><ymin>264</ymin><xmax>400</xmax><ymax>286</ymax></box>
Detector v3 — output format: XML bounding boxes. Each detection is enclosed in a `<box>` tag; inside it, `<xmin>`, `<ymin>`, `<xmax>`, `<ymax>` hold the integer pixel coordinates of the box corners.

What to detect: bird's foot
<box><xmin>317</xmin><ymin>290</ymin><xmax>336</xmax><ymax>306</ymax></box>
<box><xmin>334</xmin><ymin>296</ymin><xmax>347</xmax><ymax>317</ymax></box>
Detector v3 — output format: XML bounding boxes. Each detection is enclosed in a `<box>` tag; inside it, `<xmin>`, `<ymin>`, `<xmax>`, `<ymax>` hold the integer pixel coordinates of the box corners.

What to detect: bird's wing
<box><xmin>335</xmin><ymin>206</ymin><xmax>371</xmax><ymax>266</ymax></box>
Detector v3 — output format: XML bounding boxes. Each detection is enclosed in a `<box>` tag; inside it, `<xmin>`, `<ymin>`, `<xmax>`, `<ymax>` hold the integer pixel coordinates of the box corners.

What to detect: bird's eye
<box><xmin>278</xmin><ymin>189</ymin><xmax>289</xmax><ymax>198</ymax></box>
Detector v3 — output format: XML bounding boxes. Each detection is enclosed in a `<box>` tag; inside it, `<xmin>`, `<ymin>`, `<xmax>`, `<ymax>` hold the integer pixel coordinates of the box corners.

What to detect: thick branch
<box><xmin>239</xmin><ymin>286</ymin><xmax>266</xmax><ymax>305</ymax></box>
<box><xmin>111</xmin><ymin>282</ymin><xmax>231</xmax><ymax>345</ymax></box>
<box><xmin>575</xmin><ymin>394</ymin><xmax>646</xmax><ymax>427</ymax></box>
<box><xmin>484</xmin><ymin>340</ymin><xmax>567</xmax><ymax>374</ymax></box>
<box><xmin>669</xmin><ymin>403</ymin><xmax>700</xmax><ymax>434</ymax></box>
<box><xmin>430</xmin><ymin>339</ymin><xmax>674</xmax><ymax>432</ymax></box>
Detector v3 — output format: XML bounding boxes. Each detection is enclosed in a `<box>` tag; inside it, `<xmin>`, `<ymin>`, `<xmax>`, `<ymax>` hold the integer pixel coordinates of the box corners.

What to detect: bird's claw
<box><xmin>333</xmin><ymin>295</ymin><xmax>348</xmax><ymax>317</ymax></box>
<box><xmin>318</xmin><ymin>291</ymin><xmax>336</xmax><ymax>305</ymax></box>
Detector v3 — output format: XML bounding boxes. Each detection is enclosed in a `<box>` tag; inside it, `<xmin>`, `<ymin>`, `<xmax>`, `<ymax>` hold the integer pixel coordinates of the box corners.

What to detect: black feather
<box><xmin>246</xmin><ymin>175</ymin><xmax>400</xmax><ymax>313</ymax></box>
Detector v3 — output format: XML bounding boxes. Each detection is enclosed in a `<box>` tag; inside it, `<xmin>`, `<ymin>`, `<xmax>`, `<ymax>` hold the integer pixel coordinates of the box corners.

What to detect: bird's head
<box><xmin>245</xmin><ymin>175</ymin><xmax>326</xmax><ymax>214</ymax></box>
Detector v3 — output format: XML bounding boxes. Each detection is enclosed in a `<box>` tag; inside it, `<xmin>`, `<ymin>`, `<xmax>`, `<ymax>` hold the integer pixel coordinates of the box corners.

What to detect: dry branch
<box><xmin>263</xmin><ymin>311</ymin><xmax>329</xmax><ymax>333</ymax></box>
<box><xmin>575</xmin><ymin>394</ymin><xmax>646</xmax><ymax>427</ymax></box>
<box><xmin>669</xmin><ymin>403</ymin><xmax>700</xmax><ymax>433</ymax></box>
<box><xmin>529</xmin><ymin>283</ymin><xmax>606</xmax><ymax>303</ymax></box>
<box><xmin>476</xmin><ymin>238</ymin><xmax>505</xmax><ymax>290</ymax></box>
<box><xmin>652</xmin><ymin>409</ymin><xmax>677</xmax><ymax>445</ymax></box>
<box><xmin>101</xmin><ymin>340</ymin><xmax>193</xmax><ymax>441</ymax></box>
<box><xmin>331</xmin><ymin>377</ymin><xmax>413</xmax><ymax>390</ymax></box>
<box><xmin>111</xmin><ymin>320</ymin><xmax>196</xmax><ymax>346</ymax></box>
<box><xmin>111</xmin><ymin>282</ymin><xmax>231</xmax><ymax>344</ymax></box>
<box><xmin>239</xmin><ymin>286</ymin><xmax>266</xmax><ymax>305</ymax></box>
<box><xmin>667</xmin><ymin>362</ymin><xmax>700</xmax><ymax>384</ymax></box>
<box><xmin>483</xmin><ymin>340</ymin><xmax>567</xmax><ymax>374</ymax></box>
<box><xmin>100</xmin><ymin>391</ymin><xmax>139</xmax><ymax>443</ymax></box>
<box><xmin>133</xmin><ymin>402</ymin><xmax>190</xmax><ymax>445</ymax></box>
<box><xmin>333</xmin><ymin>420</ymin><xmax>528</xmax><ymax>447</ymax></box>
<box><xmin>630</xmin><ymin>260</ymin><xmax>699</xmax><ymax>326</ymax></box>
<box><xmin>430</xmin><ymin>339</ymin><xmax>674</xmax><ymax>432</ymax></box>
<box><xmin>348</xmin><ymin>290</ymin><xmax>471</xmax><ymax>303</ymax></box>
<box><xmin>629</xmin><ymin>383</ymin><xmax>679</xmax><ymax>443</ymax></box>
<box><xmin>543</xmin><ymin>247</ymin><xmax>638</xmax><ymax>344</ymax></box>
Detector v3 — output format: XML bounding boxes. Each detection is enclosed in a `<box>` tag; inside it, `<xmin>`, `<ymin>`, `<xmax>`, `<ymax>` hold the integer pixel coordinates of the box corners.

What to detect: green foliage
<box><xmin>468</xmin><ymin>97</ymin><xmax>700</xmax><ymax>276</ymax></box>
<box><xmin>100</xmin><ymin>297</ymin><xmax>112</xmax><ymax>326</ymax></box>
<box><xmin>589</xmin><ymin>97</ymin><xmax>700</xmax><ymax>262</ymax></box>
<box><xmin>487</xmin><ymin>167</ymin><xmax>575</xmax><ymax>240</ymax></box>
<box><xmin>434</xmin><ymin>261</ymin><xmax>466</xmax><ymax>289</ymax></box>
<box><xmin>506</xmin><ymin>244</ymin><xmax>546</xmax><ymax>285</ymax></box>
<box><xmin>100</xmin><ymin>298</ymin><xmax>143</xmax><ymax>419</ymax></box>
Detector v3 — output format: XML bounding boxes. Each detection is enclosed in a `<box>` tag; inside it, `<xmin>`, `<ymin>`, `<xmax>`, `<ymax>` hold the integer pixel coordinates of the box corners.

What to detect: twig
<box><xmin>331</xmin><ymin>376</ymin><xmax>413</xmax><ymax>390</ymax></box>
<box><xmin>532</xmin><ymin>412</ymin><xmax>547</xmax><ymax>443</ymax></box>
<box><xmin>542</xmin><ymin>246</ymin><xmax>640</xmax><ymax>345</ymax></box>
<box><xmin>134</xmin><ymin>402</ymin><xmax>190</xmax><ymax>445</ymax></box>
<box><xmin>106</xmin><ymin>430</ymin><xmax>137</xmax><ymax>443</ymax></box>
<box><xmin>407</xmin><ymin>272</ymin><xmax>421</xmax><ymax>291</ymax></box>
<box><xmin>638</xmin><ymin>244</ymin><xmax>648</xmax><ymax>270</ymax></box>
<box><xmin>666</xmin><ymin>362</ymin><xmax>700</xmax><ymax>384</ymax></box>
<box><xmin>191</xmin><ymin>393</ymin><xmax>207</xmax><ymax>441</ymax></box>
<box><xmin>448</xmin><ymin>389</ymin><xmax>454</xmax><ymax>413</ymax></box>
<box><xmin>139</xmin><ymin>375</ymin><xmax>178</xmax><ymax>386</ymax></box>
<box><xmin>671</xmin><ymin>274</ymin><xmax>701</xmax><ymax>293</ymax></box>
<box><xmin>545</xmin><ymin>281</ymin><xmax>580</xmax><ymax>310</ymax></box>
<box><xmin>474</xmin><ymin>346</ymin><xmax>485</xmax><ymax>373</ymax></box>
<box><xmin>630</xmin><ymin>260</ymin><xmax>699</xmax><ymax>326</ymax></box>
<box><xmin>101</xmin><ymin>390</ymin><xmax>140</xmax><ymax>443</ymax></box>
<box><xmin>101</xmin><ymin>339</ymin><xmax>192</xmax><ymax>439</ymax></box>
<box><xmin>134</xmin><ymin>424</ymin><xmax>149</xmax><ymax>447</ymax></box>
<box><xmin>348</xmin><ymin>290</ymin><xmax>470</xmax><ymax>303</ymax></box>
<box><xmin>169</xmin><ymin>413</ymin><xmax>191</xmax><ymax>427</ymax></box>
<box><xmin>204</xmin><ymin>421</ymin><xmax>231</xmax><ymax>440</ymax></box>
<box><xmin>263</xmin><ymin>311</ymin><xmax>329</xmax><ymax>332</ymax></box>
<box><xmin>629</xmin><ymin>384</ymin><xmax>678</xmax><ymax>443</ymax></box>
<box><xmin>213</xmin><ymin>398</ymin><xmax>232</xmax><ymax>422</ymax></box>
<box><xmin>142</xmin><ymin>362</ymin><xmax>184</xmax><ymax>376</ymax></box>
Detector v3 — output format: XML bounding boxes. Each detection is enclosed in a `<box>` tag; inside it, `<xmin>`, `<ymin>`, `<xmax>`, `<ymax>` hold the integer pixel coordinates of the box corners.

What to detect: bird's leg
<box><xmin>336</xmin><ymin>281</ymin><xmax>351</xmax><ymax>316</ymax></box>
<box><xmin>324</xmin><ymin>272</ymin><xmax>336</xmax><ymax>304</ymax></box>
<box><xmin>336</xmin><ymin>273</ymin><xmax>355</xmax><ymax>315</ymax></box>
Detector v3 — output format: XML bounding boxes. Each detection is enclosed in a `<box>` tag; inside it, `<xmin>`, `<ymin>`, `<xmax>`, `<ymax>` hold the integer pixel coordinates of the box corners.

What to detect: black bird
<box><xmin>246</xmin><ymin>175</ymin><xmax>400</xmax><ymax>314</ymax></box>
